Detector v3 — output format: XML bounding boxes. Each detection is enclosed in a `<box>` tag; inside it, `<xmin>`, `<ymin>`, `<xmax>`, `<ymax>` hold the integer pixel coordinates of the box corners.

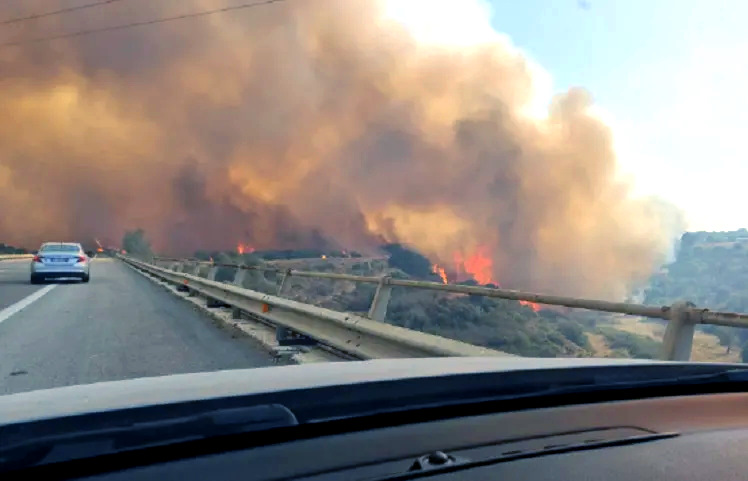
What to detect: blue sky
<box><xmin>488</xmin><ymin>0</ymin><xmax>748</xmax><ymax>231</ymax></box>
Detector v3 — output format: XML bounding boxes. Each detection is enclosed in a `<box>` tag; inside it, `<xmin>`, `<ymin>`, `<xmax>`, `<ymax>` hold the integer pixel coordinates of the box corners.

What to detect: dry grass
<box><xmin>585</xmin><ymin>333</ymin><xmax>613</xmax><ymax>357</ymax></box>
<box><xmin>690</xmin><ymin>332</ymin><xmax>741</xmax><ymax>363</ymax></box>
<box><xmin>612</xmin><ymin>316</ymin><xmax>665</xmax><ymax>340</ymax></box>
<box><xmin>586</xmin><ymin>314</ymin><xmax>741</xmax><ymax>362</ymax></box>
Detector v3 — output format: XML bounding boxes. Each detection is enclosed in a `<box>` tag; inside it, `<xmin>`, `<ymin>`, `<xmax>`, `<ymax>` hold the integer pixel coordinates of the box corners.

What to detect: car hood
<box><xmin>0</xmin><ymin>356</ymin><xmax>722</xmax><ymax>425</ymax></box>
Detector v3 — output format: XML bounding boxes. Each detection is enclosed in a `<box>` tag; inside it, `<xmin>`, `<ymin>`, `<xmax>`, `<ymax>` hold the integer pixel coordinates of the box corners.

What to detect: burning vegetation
<box><xmin>0</xmin><ymin>0</ymin><xmax>682</xmax><ymax>300</ymax></box>
<box><xmin>236</xmin><ymin>243</ymin><xmax>255</xmax><ymax>255</ymax></box>
<box><xmin>431</xmin><ymin>264</ymin><xmax>448</xmax><ymax>284</ymax></box>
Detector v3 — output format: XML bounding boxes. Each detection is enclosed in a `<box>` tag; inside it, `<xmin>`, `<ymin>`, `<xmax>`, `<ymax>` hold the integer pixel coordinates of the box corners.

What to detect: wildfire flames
<box><xmin>453</xmin><ymin>247</ymin><xmax>495</xmax><ymax>286</ymax></box>
<box><xmin>432</xmin><ymin>264</ymin><xmax>448</xmax><ymax>284</ymax></box>
<box><xmin>237</xmin><ymin>243</ymin><xmax>255</xmax><ymax>255</ymax></box>
<box><xmin>443</xmin><ymin>246</ymin><xmax>543</xmax><ymax>311</ymax></box>
<box><xmin>519</xmin><ymin>300</ymin><xmax>542</xmax><ymax>312</ymax></box>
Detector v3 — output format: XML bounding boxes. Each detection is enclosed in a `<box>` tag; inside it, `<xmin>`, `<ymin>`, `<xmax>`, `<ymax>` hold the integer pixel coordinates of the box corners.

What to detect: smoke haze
<box><xmin>0</xmin><ymin>0</ymin><xmax>684</xmax><ymax>299</ymax></box>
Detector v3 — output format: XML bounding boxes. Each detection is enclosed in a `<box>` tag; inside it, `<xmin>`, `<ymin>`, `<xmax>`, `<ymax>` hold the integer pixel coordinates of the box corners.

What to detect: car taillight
<box><xmin>33</xmin><ymin>255</ymin><xmax>42</xmax><ymax>262</ymax></box>
<box><xmin>77</xmin><ymin>256</ymin><xmax>86</xmax><ymax>263</ymax></box>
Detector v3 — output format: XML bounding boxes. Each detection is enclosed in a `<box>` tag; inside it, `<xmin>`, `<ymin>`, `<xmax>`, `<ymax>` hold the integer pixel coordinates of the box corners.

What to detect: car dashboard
<box><xmin>15</xmin><ymin>390</ymin><xmax>748</xmax><ymax>481</ymax></box>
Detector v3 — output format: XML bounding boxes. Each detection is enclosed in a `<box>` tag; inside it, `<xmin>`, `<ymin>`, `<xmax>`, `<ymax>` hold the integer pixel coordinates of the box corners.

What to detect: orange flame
<box><xmin>431</xmin><ymin>264</ymin><xmax>448</xmax><ymax>284</ymax></box>
<box><xmin>451</xmin><ymin>246</ymin><xmax>542</xmax><ymax>312</ymax></box>
<box><xmin>237</xmin><ymin>243</ymin><xmax>255</xmax><ymax>255</ymax></box>
<box><xmin>519</xmin><ymin>300</ymin><xmax>541</xmax><ymax>312</ymax></box>
<box><xmin>453</xmin><ymin>246</ymin><xmax>495</xmax><ymax>285</ymax></box>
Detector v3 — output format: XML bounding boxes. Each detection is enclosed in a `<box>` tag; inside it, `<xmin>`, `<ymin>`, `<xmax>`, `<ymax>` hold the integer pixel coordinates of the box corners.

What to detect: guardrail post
<box><xmin>661</xmin><ymin>301</ymin><xmax>698</xmax><ymax>361</ymax></box>
<box><xmin>277</xmin><ymin>269</ymin><xmax>291</xmax><ymax>296</ymax></box>
<box><xmin>232</xmin><ymin>266</ymin><xmax>247</xmax><ymax>286</ymax></box>
<box><xmin>186</xmin><ymin>263</ymin><xmax>200</xmax><ymax>297</ymax></box>
<box><xmin>204</xmin><ymin>266</ymin><xmax>230</xmax><ymax>307</ymax></box>
<box><xmin>368</xmin><ymin>276</ymin><xmax>392</xmax><ymax>322</ymax></box>
<box><xmin>207</xmin><ymin>266</ymin><xmax>218</xmax><ymax>281</ymax></box>
<box><xmin>230</xmin><ymin>267</ymin><xmax>248</xmax><ymax>319</ymax></box>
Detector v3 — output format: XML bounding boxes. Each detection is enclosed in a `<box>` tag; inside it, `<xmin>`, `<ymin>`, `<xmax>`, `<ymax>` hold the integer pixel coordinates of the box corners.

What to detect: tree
<box><xmin>381</xmin><ymin>243</ymin><xmax>433</xmax><ymax>278</ymax></box>
<box><xmin>194</xmin><ymin>250</ymin><xmax>213</xmax><ymax>261</ymax></box>
<box><xmin>122</xmin><ymin>229</ymin><xmax>152</xmax><ymax>258</ymax></box>
<box><xmin>557</xmin><ymin>320</ymin><xmax>590</xmax><ymax>348</ymax></box>
<box><xmin>342</xmin><ymin>284</ymin><xmax>376</xmax><ymax>312</ymax></box>
<box><xmin>0</xmin><ymin>242</ymin><xmax>27</xmax><ymax>254</ymax></box>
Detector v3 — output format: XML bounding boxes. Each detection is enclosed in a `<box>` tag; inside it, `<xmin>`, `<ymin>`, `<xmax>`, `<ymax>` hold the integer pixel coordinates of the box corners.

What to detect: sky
<box><xmin>389</xmin><ymin>0</ymin><xmax>746</xmax><ymax>232</ymax></box>
<box><xmin>487</xmin><ymin>0</ymin><xmax>748</xmax><ymax>232</ymax></box>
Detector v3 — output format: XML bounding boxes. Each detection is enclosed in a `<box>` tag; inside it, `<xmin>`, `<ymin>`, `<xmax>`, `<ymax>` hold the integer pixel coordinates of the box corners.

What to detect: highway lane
<box><xmin>0</xmin><ymin>257</ymin><xmax>273</xmax><ymax>396</ymax></box>
<box><xmin>0</xmin><ymin>259</ymin><xmax>41</xmax><ymax>310</ymax></box>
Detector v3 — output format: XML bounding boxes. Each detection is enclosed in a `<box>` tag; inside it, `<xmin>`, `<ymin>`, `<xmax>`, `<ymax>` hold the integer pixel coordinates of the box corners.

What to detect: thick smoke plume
<box><xmin>0</xmin><ymin>0</ymin><xmax>683</xmax><ymax>298</ymax></box>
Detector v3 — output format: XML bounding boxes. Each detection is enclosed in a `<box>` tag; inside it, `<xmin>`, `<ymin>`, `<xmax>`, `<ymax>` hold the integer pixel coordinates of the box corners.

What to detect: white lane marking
<box><xmin>0</xmin><ymin>284</ymin><xmax>57</xmax><ymax>324</ymax></box>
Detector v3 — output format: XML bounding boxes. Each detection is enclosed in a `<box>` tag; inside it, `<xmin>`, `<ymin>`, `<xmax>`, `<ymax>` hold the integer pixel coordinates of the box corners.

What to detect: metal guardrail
<box><xmin>142</xmin><ymin>255</ymin><xmax>748</xmax><ymax>362</ymax></box>
<box><xmin>120</xmin><ymin>256</ymin><xmax>510</xmax><ymax>360</ymax></box>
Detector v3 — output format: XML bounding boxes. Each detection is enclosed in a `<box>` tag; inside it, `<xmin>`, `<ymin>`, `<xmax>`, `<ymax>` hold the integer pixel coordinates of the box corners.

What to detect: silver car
<box><xmin>30</xmin><ymin>242</ymin><xmax>91</xmax><ymax>284</ymax></box>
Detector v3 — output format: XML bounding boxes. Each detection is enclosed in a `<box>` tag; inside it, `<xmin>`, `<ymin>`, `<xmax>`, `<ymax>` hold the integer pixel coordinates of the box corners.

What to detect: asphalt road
<box><xmin>0</xmin><ymin>259</ymin><xmax>41</xmax><ymax>310</ymax></box>
<box><xmin>0</xmin><ymin>258</ymin><xmax>273</xmax><ymax>396</ymax></box>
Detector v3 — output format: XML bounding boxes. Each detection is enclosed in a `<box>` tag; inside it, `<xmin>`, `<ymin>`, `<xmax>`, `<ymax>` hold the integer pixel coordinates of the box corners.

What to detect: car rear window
<box><xmin>40</xmin><ymin>244</ymin><xmax>80</xmax><ymax>252</ymax></box>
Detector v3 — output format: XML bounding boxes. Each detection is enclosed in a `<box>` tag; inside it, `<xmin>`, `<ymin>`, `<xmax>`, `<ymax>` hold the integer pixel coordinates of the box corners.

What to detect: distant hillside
<box><xmin>198</xmin><ymin>244</ymin><xmax>661</xmax><ymax>359</ymax></box>
<box><xmin>0</xmin><ymin>243</ymin><xmax>27</xmax><ymax>254</ymax></box>
<box><xmin>209</xmin><ymin>245</ymin><xmax>594</xmax><ymax>358</ymax></box>
<box><xmin>644</xmin><ymin>228</ymin><xmax>748</xmax><ymax>360</ymax></box>
<box><xmin>645</xmin><ymin>228</ymin><xmax>748</xmax><ymax>312</ymax></box>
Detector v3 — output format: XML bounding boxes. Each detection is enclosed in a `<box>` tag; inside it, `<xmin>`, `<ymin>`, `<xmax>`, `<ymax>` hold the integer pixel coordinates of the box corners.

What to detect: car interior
<box><xmin>4</xmin><ymin>364</ymin><xmax>748</xmax><ymax>480</ymax></box>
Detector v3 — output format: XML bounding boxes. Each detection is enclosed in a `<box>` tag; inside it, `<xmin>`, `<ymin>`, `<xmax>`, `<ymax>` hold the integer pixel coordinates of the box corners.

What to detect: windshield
<box><xmin>0</xmin><ymin>0</ymin><xmax>747</xmax><ymax>401</ymax></box>
<box><xmin>39</xmin><ymin>245</ymin><xmax>80</xmax><ymax>253</ymax></box>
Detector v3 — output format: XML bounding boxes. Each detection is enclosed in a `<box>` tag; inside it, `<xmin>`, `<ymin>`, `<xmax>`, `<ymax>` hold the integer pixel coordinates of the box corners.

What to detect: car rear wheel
<box><xmin>30</xmin><ymin>274</ymin><xmax>42</xmax><ymax>285</ymax></box>
<box><xmin>81</xmin><ymin>274</ymin><xmax>90</xmax><ymax>283</ymax></box>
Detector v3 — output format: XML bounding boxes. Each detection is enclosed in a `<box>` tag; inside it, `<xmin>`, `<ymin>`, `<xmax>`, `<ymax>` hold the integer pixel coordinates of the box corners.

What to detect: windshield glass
<box><xmin>0</xmin><ymin>0</ymin><xmax>746</xmax><ymax>403</ymax></box>
<box><xmin>40</xmin><ymin>245</ymin><xmax>80</xmax><ymax>253</ymax></box>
